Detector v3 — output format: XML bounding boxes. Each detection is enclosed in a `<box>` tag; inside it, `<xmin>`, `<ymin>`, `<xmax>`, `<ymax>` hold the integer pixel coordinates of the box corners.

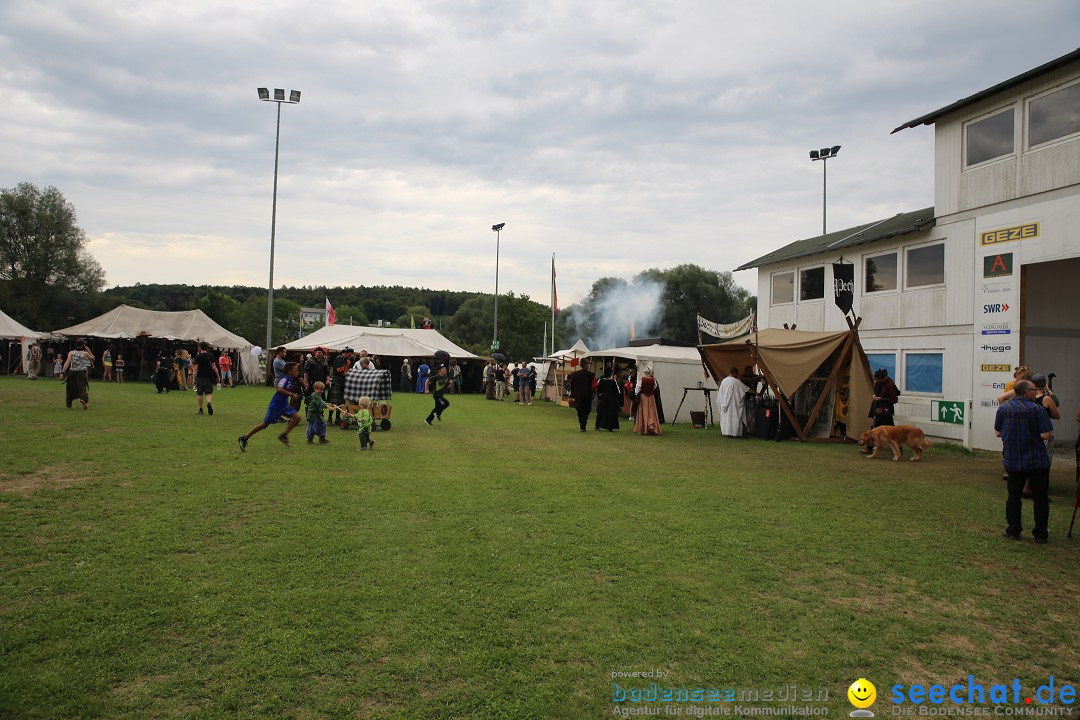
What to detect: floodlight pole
<box><xmin>492</xmin><ymin>223</ymin><xmax>505</xmax><ymax>350</ymax></box>
<box><xmin>258</xmin><ymin>88</ymin><xmax>301</xmax><ymax>351</ymax></box>
<box><xmin>810</xmin><ymin>145</ymin><xmax>840</xmax><ymax>235</ymax></box>
<box><xmin>821</xmin><ymin>155</ymin><xmax>827</xmax><ymax>235</ymax></box>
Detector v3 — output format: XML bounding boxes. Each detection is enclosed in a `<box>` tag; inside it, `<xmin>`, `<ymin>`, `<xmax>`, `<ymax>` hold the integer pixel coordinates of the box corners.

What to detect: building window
<box><xmin>906</xmin><ymin>243</ymin><xmax>945</xmax><ymax>288</ymax></box>
<box><xmin>965</xmin><ymin>108</ymin><xmax>1014</xmax><ymax>167</ymax></box>
<box><xmin>865</xmin><ymin>252</ymin><xmax>897</xmax><ymax>293</ymax></box>
<box><xmin>771</xmin><ymin>271</ymin><xmax>794</xmax><ymax>305</ymax></box>
<box><xmin>904</xmin><ymin>352</ymin><xmax>943</xmax><ymax>394</ymax></box>
<box><xmin>866</xmin><ymin>353</ymin><xmax>896</xmax><ymax>381</ymax></box>
<box><xmin>1028</xmin><ymin>82</ymin><xmax>1080</xmax><ymax>148</ymax></box>
<box><xmin>799</xmin><ymin>267</ymin><xmax>825</xmax><ymax>301</ymax></box>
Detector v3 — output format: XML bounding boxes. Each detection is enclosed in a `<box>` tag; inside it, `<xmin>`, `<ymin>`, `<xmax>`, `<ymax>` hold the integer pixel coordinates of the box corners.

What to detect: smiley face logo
<box><xmin>848</xmin><ymin>678</ymin><xmax>876</xmax><ymax>709</ymax></box>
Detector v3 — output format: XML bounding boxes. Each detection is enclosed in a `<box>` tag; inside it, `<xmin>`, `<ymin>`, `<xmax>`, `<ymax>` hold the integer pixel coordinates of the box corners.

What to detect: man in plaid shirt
<box><xmin>995</xmin><ymin>379</ymin><xmax>1053</xmax><ymax>543</ymax></box>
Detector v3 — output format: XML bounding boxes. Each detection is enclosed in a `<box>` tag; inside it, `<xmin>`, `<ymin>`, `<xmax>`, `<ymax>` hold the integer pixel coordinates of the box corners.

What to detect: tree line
<box><xmin>1</xmin><ymin>183</ymin><xmax>754</xmax><ymax>358</ymax></box>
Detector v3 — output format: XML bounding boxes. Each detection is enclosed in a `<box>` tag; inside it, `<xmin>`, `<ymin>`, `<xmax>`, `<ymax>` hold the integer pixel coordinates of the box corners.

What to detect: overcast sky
<box><xmin>2</xmin><ymin>1</ymin><xmax>1078</xmax><ymax>307</ymax></box>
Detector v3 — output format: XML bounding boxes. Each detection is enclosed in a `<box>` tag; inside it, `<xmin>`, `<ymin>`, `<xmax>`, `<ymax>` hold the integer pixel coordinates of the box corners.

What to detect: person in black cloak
<box><xmin>594</xmin><ymin>367</ymin><xmax>624</xmax><ymax>431</ymax></box>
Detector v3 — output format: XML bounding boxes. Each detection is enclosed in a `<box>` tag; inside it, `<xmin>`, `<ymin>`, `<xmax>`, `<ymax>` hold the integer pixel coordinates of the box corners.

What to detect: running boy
<box><xmin>238</xmin><ymin>362</ymin><xmax>302</xmax><ymax>450</ymax></box>
<box><xmin>305</xmin><ymin>381</ymin><xmax>331</xmax><ymax>445</ymax></box>
<box><xmin>425</xmin><ymin>364</ymin><xmax>451</xmax><ymax>425</ymax></box>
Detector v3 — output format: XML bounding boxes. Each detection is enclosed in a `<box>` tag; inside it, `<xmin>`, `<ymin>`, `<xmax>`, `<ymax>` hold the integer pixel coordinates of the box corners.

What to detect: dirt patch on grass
<box><xmin>110</xmin><ymin>673</ymin><xmax>172</xmax><ymax>699</ymax></box>
<box><xmin>935</xmin><ymin>634</ymin><xmax>980</xmax><ymax>654</ymax></box>
<box><xmin>0</xmin><ymin>467</ymin><xmax>90</xmax><ymax>496</ymax></box>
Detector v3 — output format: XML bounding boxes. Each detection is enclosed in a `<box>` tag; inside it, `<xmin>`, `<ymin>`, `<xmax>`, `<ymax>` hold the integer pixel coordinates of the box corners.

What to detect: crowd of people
<box><xmin>24</xmin><ymin>339</ymin><xmax>127</xmax><ymax>383</ymax></box>
<box><xmin>27</xmin><ymin>337</ymin><xmax>1079</xmax><ymax>543</ymax></box>
<box><xmin>237</xmin><ymin>347</ymin><xmax>471</xmax><ymax>450</ymax></box>
<box><xmin>562</xmin><ymin>359</ymin><xmax>667</xmax><ymax>436</ymax></box>
<box><xmin>28</xmin><ymin>338</ymin><xmax>232</xmax><ymax>412</ymax></box>
<box><xmin>481</xmin><ymin>360</ymin><xmax>538</xmax><ymax>403</ymax></box>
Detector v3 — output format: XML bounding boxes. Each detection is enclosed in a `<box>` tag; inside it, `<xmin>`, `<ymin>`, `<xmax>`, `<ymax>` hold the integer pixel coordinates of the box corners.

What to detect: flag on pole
<box><xmin>410</xmin><ymin>315</ymin><xmax>415</xmax><ymax>329</ymax></box>
<box><xmin>325</xmin><ymin>297</ymin><xmax>336</xmax><ymax>326</ymax></box>
<box><xmin>551</xmin><ymin>255</ymin><xmax>558</xmax><ymax>316</ymax></box>
<box><xmin>550</xmin><ymin>254</ymin><xmax>558</xmax><ymax>357</ymax></box>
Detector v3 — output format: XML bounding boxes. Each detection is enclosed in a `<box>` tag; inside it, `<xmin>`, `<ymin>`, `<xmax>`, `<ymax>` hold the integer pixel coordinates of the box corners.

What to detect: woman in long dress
<box><xmin>634</xmin><ymin>368</ymin><xmax>662</xmax><ymax>436</ymax></box>
<box><xmin>415</xmin><ymin>362</ymin><xmax>430</xmax><ymax>394</ymax></box>
<box><xmin>595</xmin><ymin>368</ymin><xmax>623</xmax><ymax>431</ymax></box>
<box><xmin>61</xmin><ymin>339</ymin><xmax>95</xmax><ymax>410</ymax></box>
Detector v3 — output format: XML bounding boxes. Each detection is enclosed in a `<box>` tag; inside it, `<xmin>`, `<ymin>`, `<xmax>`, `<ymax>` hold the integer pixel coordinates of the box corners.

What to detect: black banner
<box><xmin>832</xmin><ymin>262</ymin><xmax>854</xmax><ymax>316</ymax></box>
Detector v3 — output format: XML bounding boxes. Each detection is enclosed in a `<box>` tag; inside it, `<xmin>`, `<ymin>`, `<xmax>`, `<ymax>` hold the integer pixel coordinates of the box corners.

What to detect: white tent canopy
<box><xmin>584</xmin><ymin>343</ymin><xmax>717</xmax><ymax>397</ymax></box>
<box><xmin>281</xmin><ymin>324</ymin><xmax>480</xmax><ymax>360</ymax></box>
<box><xmin>551</xmin><ymin>338</ymin><xmax>590</xmax><ymax>359</ymax></box>
<box><xmin>53</xmin><ymin>304</ymin><xmax>260</xmax><ymax>383</ymax></box>
<box><xmin>0</xmin><ymin>308</ymin><xmax>46</xmax><ymax>376</ymax></box>
<box><xmin>0</xmin><ymin>308</ymin><xmax>46</xmax><ymax>340</ymax></box>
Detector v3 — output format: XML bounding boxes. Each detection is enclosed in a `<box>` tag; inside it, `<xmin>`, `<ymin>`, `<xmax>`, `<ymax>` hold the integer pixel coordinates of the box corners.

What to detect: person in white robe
<box><xmin>717</xmin><ymin>366</ymin><xmax>750</xmax><ymax>437</ymax></box>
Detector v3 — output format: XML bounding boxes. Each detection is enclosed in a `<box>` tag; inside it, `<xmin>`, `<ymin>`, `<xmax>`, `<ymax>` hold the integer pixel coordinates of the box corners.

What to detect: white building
<box><xmin>738</xmin><ymin>48</ymin><xmax>1080</xmax><ymax>450</ymax></box>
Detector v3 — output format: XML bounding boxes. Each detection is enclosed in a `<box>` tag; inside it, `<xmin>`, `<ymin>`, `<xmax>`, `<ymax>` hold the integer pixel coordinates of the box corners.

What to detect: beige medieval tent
<box><xmin>54</xmin><ymin>304</ymin><xmax>260</xmax><ymax>383</ymax></box>
<box><xmin>698</xmin><ymin>323</ymin><xmax>873</xmax><ymax>441</ymax></box>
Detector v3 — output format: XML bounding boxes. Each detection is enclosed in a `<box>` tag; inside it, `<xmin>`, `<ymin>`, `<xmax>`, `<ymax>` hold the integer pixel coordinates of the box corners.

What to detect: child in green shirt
<box><xmin>305</xmin><ymin>381</ymin><xmax>330</xmax><ymax>445</ymax></box>
<box><xmin>357</xmin><ymin>396</ymin><xmax>375</xmax><ymax>451</ymax></box>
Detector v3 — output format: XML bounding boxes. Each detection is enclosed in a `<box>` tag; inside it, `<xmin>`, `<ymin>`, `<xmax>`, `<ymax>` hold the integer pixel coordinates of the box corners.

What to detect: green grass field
<box><xmin>1</xmin><ymin>377</ymin><xmax>1077</xmax><ymax>719</ymax></box>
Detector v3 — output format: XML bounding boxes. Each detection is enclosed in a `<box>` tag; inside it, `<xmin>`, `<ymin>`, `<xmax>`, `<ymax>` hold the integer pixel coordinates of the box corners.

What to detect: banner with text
<box><xmin>832</xmin><ymin>262</ymin><xmax>854</xmax><ymax>316</ymax></box>
<box><xmin>697</xmin><ymin>311</ymin><xmax>755</xmax><ymax>341</ymax></box>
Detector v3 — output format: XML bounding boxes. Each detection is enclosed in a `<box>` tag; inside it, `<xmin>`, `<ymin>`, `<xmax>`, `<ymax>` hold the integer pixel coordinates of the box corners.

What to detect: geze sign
<box><xmin>832</xmin><ymin>262</ymin><xmax>854</xmax><ymax>316</ymax></box>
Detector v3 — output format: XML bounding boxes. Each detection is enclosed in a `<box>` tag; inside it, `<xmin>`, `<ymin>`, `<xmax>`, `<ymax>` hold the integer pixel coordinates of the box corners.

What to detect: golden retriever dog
<box><xmin>857</xmin><ymin>425</ymin><xmax>933</xmax><ymax>461</ymax></box>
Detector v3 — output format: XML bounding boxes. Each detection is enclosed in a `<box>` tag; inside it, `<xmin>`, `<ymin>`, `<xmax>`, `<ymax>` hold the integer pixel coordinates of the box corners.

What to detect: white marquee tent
<box><xmin>53</xmin><ymin>304</ymin><xmax>261</xmax><ymax>383</ymax></box>
<box><xmin>281</xmin><ymin>324</ymin><xmax>480</xmax><ymax>359</ymax></box>
<box><xmin>0</xmin><ymin>308</ymin><xmax>46</xmax><ymax>375</ymax></box>
<box><xmin>0</xmin><ymin>308</ymin><xmax>45</xmax><ymax>340</ymax></box>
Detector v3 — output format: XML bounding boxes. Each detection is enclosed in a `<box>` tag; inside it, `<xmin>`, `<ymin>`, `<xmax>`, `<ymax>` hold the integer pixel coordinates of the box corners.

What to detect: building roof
<box><xmin>735</xmin><ymin>207</ymin><xmax>935</xmax><ymax>271</ymax></box>
<box><xmin>892</xmin><ymin>47</ymin><xmax>1080</xmax><ymax>134</ymax></box>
